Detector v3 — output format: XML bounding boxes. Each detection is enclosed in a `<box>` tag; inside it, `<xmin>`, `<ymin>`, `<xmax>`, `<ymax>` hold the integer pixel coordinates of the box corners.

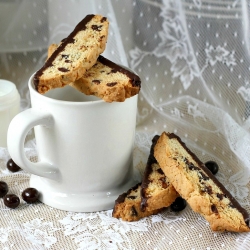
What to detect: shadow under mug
<box><xmin>7</xmin><ymin>73</ymin><xmax>139</xmax><ymax>212</ymax></box>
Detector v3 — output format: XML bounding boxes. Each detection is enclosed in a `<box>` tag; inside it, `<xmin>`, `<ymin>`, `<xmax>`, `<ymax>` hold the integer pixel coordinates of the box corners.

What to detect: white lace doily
<box><xmin>0</xmin><ymin>0</ymin><xmax>250</xmax><ymax>249</ymax></box>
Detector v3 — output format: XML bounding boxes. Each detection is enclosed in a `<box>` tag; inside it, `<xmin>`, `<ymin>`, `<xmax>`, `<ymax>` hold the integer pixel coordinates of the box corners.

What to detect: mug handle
<box><xmin>7</xmin><ymin>108</ymin><xmax>60</xmax><ymax>180</ymax></box>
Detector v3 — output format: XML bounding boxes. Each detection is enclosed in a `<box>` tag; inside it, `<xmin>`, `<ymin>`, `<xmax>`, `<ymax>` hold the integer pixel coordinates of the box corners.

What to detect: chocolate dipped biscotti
<box><xmin>154</xmin><ymin>132</ymin><xmax>250</xmax><ymax>232</ymax></box>
<box><xmin>112</xmin><ymin>135</ymin><xmax>179</xmax><ymax>221</ymax></box>
<box><xmin>48</xmin><ymin>44</ymin><xmax>141</xmax><ymax>102</ymax></box>
<box><xmin>70</xmin><ymin>55</ymin><xmax>141</xmax><ymax>102</ymax></box>
<box><xmin>34</xmin><ymin>14</ymin><xmax>109</xmax><ymax>94</ymax></box>
<box><xmin>140</xmin><ymin>135</ymin><xmax>179</xmax><ymax>212</ymax></box>
<box><xmin>112</xmin><ymin>183</ymin><xmax>162</xmax><ymax>222</ymax></box>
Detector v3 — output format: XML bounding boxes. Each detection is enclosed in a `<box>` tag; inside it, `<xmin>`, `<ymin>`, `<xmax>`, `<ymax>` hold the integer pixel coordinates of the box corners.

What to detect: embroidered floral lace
<box><xmin>0</xmin><ymin>0</ymin><xmax>250</xmax><ymax>249</ymax></box>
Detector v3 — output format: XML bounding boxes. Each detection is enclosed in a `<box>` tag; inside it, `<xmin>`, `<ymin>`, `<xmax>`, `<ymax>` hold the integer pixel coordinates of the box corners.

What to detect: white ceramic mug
<box><xmin>7</xmin><ymin>74</ymin><xmax>139</xmax><ymax>212</ymax></box>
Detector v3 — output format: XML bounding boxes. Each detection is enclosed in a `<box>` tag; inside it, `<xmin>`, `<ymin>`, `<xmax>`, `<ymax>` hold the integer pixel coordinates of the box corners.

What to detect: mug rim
<box><xmin>28</xmin><ymin>73</ymin><xmax>105</xmax><ymax>105</ymax></box>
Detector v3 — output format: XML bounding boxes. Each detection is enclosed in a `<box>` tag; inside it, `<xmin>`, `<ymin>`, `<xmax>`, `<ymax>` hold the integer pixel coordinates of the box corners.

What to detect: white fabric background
<box><xmin>0</xmin><ymin>0</ymin><xmax>250</xmax><ymax>249</ymax></box>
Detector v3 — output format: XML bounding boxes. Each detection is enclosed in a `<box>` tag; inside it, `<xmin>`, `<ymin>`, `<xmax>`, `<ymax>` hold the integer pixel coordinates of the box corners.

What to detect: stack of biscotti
<box><xmin>154</xmin><ymin>132</ymin><xmax>250</xmax><ymax>232</ymax></box>
<box><xmin>112</xmin><ymin>135</ymin><xmax>179</xmax><ymax>221</ymax></box>
<box><xmin>35</xmin><ymin>14</ymin><xmax>141</xmax><ymax>102</ymax></box>
<box><xmin>113</xmin><ymin>132</ymin><xmax>250</xmax><ymax>232</ymax></box>
<box><xmin>48</xmin><ymin>44</ymin><xmax>141</xmax><ymax>102</ymax></box>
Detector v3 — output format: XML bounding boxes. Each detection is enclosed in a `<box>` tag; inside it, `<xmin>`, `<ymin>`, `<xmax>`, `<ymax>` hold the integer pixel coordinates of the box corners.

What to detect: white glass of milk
<box><xmin>0</xmin><ymin>80</ymin><xmax>20</xmax><ymax>147</ymax></box>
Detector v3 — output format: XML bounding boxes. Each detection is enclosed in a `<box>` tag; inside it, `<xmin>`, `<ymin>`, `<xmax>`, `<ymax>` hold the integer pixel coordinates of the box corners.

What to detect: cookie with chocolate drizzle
<box><xmin>140</xmin><ymin>135</ymin><xmax>179</xmax><ymax>212</ymax></box>
<box><xmin>70</xmin><ymin>55</ymin><xmax>141</xmax><ymax>102</ymax></box>
<box><xmin>112</xmin><ymin>183</ymin><xmax>162</xmax><ymax>222</ymax></box>
<box><xmin>112</xmin><ymin>135</ymin><xmax>178</xmax><ymax>221</ymax></box>
<box><xmin>48</xmin><ymin>43</ymin><xmax>141</xmax><ymax>102</ymax></box>
<box><xmin>154</xmin><ymin>132</ymin><xmax>250</xmax><ymax>232</ymax></box>
<box><xmin>34</xmin><ymin>14</ymin><xmax>109</xmax><ymax>94</ymax></box>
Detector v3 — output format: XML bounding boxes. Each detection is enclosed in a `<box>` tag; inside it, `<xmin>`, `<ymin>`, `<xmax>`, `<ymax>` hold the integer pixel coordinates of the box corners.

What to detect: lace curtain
<box><xmin>0</xmin><ymin>0</ymin><xmax>250</xmax><ymax>249</ymax></box>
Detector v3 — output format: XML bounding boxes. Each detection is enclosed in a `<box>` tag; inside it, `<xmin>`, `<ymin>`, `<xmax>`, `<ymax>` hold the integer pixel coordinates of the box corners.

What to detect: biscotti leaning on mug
<box><xmin>35</xmin><ymin>14</ymin><xmax>141</xmax><ymax>102</ymax></box>
<box><xmin>34</xmin><ymin>14</ymin><xmax>109</xmax><ymax>94</ymax></box>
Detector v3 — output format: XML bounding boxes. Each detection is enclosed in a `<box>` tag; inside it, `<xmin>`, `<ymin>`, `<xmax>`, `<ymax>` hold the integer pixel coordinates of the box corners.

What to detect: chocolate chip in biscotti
<box><xmin>131</xmin><ymin>206</ymin><xmax>138</xmax><ymax>217</ymax></box>
<box><xmin>201</xmin><ymin>185</ymin><xmax>213</xmax><ymax>195</ymax></box>
<box><xmin>34</xmin><ymin>14</ymin><xmax>109</xmax><ymax>94</ymax></box>
<box><xmin>127</xmin><ymin>195</ymin><xmax>136</xmax><ymax>200</ymax></box>
<box><xmin>211</xmin><ymin>204</ymin><xmax>218</xmax><ymax>213</ymax></box>
<box><xmin>216</xmin><ymin>193</ymin><xmax>226</xmax><ymax>200</ymax></box>
<box><xmin>61</xmin><ymin>54</ymin><xmax>69</xmax><ymax>59</ymax></box>
<box><xmin>106</xmin><ymin>82</ymin><xmax>117</xmax><ymax>87</ymax></box>
<box><xmin>154</xmin><ymin>132</ymin><xmax>250</xmax><ymax>232</ymax></box>
<box><xmin>92</xmin><ymin>80</ymin><xmax>101</xmax><ymax>84</ymax></box>
<box><xmin>92</xmin><ymin>25</ymin><xmax>103</xmax><ymax>31</ymax></box>
<box><xmin>159</xmin><ymin>177</ymin><xmax>169</xmax><ymax>189</ymax></box>
<box><xmin>58</xmin><ymin>67</ymin><xmax>70</xmax><ymax>72</ymax></box>
<box><xmin>156</xmin><ymin>168</ymin><xmax>164</xmax><ymax>175</ymax></box>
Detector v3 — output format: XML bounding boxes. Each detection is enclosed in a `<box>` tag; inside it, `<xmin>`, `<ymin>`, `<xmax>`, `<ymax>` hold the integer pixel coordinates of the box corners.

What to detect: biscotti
<box><xmin>70</xmin><ymin>55</ymin><xmax>141</xmax><ymax>102</ymax></box>
<box><xmin>112</xmin><ymin>135</ymin><xmax>178</xmax><ymax>221</ymax></box>
<box><xmin>48</xmin><ymin>44</ymin><xmax>141</xmax><ymax>102</ymax></box>
<box><xmin>154</xmin><ymin>132</ymin><xmax>250</xmax><ymax>232</ymax></box>
<box><xmin>112</xmin><ymin>183</ymin><xmax>162</xmax><ymax>221</ymax></box>
<box><xmin>141</xmin><ymin>135</ymin><xmax>179</xmax><ymax>212</ymax></box>
<box><xmin>34</xmin><ymin>14</ymin><xmax>109</xmax><ymax>94</ymax></box>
